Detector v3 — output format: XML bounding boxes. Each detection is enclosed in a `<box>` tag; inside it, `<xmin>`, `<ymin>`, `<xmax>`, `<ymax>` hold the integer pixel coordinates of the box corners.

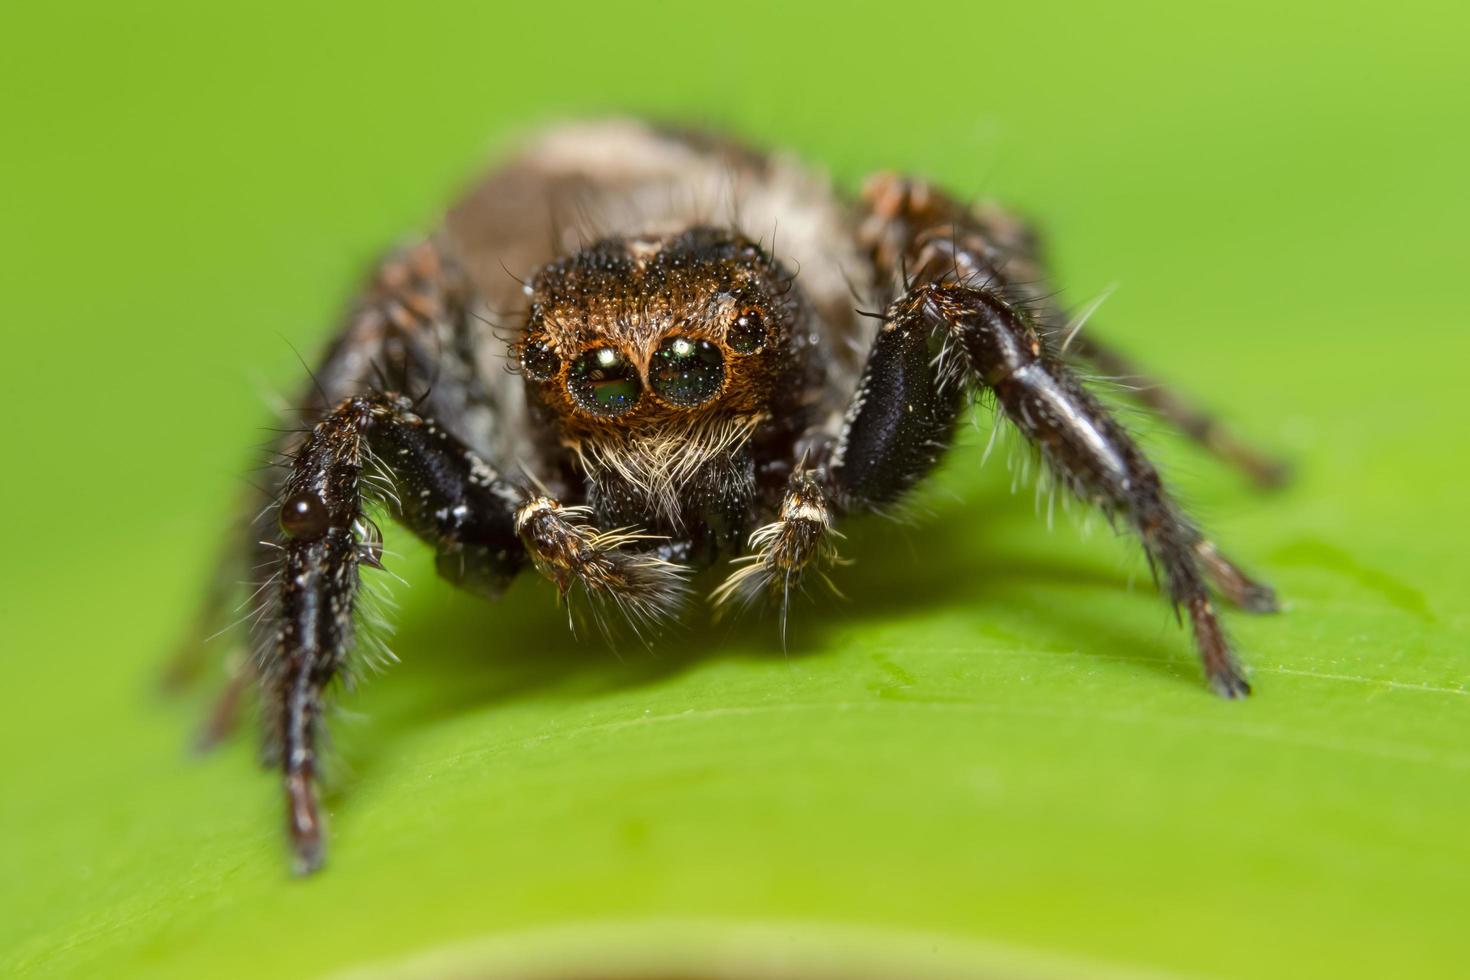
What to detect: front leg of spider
<box><xmin>171</xmin><ymin>237</ymin><xmax>480</xmax><ymax>744</ymax></box>
<box><xmin>835</xmin><ymin>283</ymin><xmax>1256</xmax><ymax>697</ymax></box>
<box><xmin>268</xmin><ymin>392</ymin><xmax>526</xmax><ymax>874</ymax></box>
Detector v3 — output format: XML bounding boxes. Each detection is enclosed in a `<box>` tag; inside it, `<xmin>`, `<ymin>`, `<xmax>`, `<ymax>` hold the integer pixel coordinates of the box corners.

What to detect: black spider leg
<box><xmin>833</xmin><ymin>281</ymin><xmax>1257</xmax><ymax>698</ymax></box>
<box><xmin>270</xmin><ymin>391</ymin><xmax>525</xmax><ymax>874</ymax></box>
<box><xmin>855</xmin><ymin>176</ymin><xmax>1277</xmax><ymax>611</ymax></box>
<box><xmin>170</xmin><ymin>239</ymin><xmax>474</xmax><ymax>746</ymax></box>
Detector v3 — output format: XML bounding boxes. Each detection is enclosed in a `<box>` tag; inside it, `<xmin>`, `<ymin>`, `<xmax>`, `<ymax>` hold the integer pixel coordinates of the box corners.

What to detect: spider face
<box><xmin>516</xmin><ymin>227</ymin><xmax>791</xmax><ymax>437</ymax></box>
<box><xmin>512</xmin><ymin>226</ymin><xmax>802</xmax><ymax>526</ymax></box>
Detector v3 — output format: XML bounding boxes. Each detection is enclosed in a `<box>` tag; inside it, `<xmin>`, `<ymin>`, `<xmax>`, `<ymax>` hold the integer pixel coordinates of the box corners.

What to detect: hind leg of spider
<box><xmin>163</xmin><ymin>541</ymin><xmax>250</xmax><ymax>692</ymax></box>
<box><xmin>835</xmin><ymin>281</ymin><xmax>1271</xmax><ymax>697</ymax></box>
<box><xmin>264</xmin><ymin>391</ymin><xmax>526</xmax><ymax>874</ymax></box>
<box><xmin>191</xmin><ymin>653</ymin><xmax>256</xmax><ymax>753</ymax></box>
<box><xmin>1193</xmin><ymin>539</ymin><xmax>1278</xmax><ymax>613</ymax></box>
<box><xmin>1069</xmin><ymin>334</ymin><xmax>1290</xmax><ymax>490</ymax></box>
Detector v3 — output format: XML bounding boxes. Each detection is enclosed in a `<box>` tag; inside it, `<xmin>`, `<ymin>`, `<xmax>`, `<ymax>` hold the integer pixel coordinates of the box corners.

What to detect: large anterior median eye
<box><xmin>650</xmin><ymin>336</ymin><xmax>725</xmax><ymax>406</ymax></box>
<box><xmin>567</xmin><ymin>347</ymin><xmax>641</xmax><ymax>416</ymax></box>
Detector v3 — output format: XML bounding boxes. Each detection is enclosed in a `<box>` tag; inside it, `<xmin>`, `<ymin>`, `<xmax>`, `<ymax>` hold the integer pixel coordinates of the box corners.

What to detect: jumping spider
<box><xmin>176</xmin><ymin>120</ymin><xmax>1285</xmax><ymax>874</ymax></box>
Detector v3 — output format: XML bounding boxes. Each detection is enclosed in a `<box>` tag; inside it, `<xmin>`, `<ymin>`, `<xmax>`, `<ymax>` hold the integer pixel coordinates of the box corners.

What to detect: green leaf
<box><xmin>3</xmin><ymin>2</ymin><xmax>1466</xmax><ymax>977</ymax></box>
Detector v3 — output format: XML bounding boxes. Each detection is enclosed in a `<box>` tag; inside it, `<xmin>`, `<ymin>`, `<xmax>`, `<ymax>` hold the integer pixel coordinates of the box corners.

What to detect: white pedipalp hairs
<box><xmin>514</xmin><ymin>497</ymin><xmax>692</xmax><ymax>641</ymax></box>
<box><xmin>709</xmin><ymin>519</ymin><xmax>845</xmax><ymax>611</ymax></box>
<box><xmin>709</xmin><ymin>465</ymin><xmax>847</xmax><ymax>624</ymax></box>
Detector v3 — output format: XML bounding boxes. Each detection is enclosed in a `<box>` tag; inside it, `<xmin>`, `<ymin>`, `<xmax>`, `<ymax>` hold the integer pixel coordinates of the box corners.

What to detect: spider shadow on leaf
<box><xmin>338</xmin><ymin>471</ymin><xmax>1197</xmax><ymax>786</ymax></box>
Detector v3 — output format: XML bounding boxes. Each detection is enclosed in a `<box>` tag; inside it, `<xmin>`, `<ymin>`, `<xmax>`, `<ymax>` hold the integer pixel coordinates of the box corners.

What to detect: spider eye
<box><xmin>520</xmin><ymin>339</ymin><xmax>561</xmax><ymax>381</ymax></box>
<box><xmin>727</xmin><ymin>309</ymin><xmax>767</xmax><ymax>354</ymax></box>
<box><xmin>650</xmin><ymin>336</ymin><xmax>725</xmax><ymax>406</ymax></box>
<box><xmin>567</xmin><ymin>347</ymin><xmax>641</xmax><ymax>416</ymax></box>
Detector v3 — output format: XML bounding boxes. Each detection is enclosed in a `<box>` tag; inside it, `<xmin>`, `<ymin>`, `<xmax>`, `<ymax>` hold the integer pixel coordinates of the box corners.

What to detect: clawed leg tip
<box><xmin>1209</xmin><ymin>673</ymin><xmax>1253</xmax><ymax>700</ymax></box>
<box><xmin>290</xmin><ymin>839</ymin><xmax>326</xmax><ymax>877</ymax></box>
<box><xmin>1240</xmin><ymin>586</ymin><xmax>1281</xmax><ymax>615</ymax></box>
<box><xmin>189</xmin><ymin>731</ymin><xmax>224</xmax><ymax>758</ymax></box>
<box><xmin>159</xmin><ymin>660</ymin><xmax>200</xmax><ymax>695</ymax></box>
<box><xmin>1252</xmin><ymin>461</ymin><xmax>1293</xmax><ymax>492</ymax></box>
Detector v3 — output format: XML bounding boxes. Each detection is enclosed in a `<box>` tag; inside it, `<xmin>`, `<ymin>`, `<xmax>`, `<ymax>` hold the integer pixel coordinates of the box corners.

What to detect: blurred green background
<box><xmin>3</xmin><ymin>1</ymin><xmax>1467</xmax><ymax>977</ymax></box>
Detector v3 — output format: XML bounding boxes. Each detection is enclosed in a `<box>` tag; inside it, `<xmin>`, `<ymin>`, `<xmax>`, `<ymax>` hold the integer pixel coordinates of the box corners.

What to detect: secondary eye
<box><xmin>567</xmin><ymin>347</ymin><xmax>641</xmax><ymax>416</ymax></box>
<box><xmin>727</xmin><ymin>309</ymin><xmax>767</xmax><ymax>354</ymax></box>
<box><xmin>519</xmin><ymin>339</ymin><xmax>561</xmax><ymax>381</ymax></box>
<box><xmin>650</xmin><ymin>336</ymin><xmax>725</xmax><ymax>406</ymax></box>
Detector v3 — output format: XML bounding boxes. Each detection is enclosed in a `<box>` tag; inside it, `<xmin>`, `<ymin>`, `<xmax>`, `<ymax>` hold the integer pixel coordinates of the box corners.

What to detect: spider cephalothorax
<box><xmin>175</xmin><ymin>119</ymin><xmax>1285</xmax><ymax>874</ymax></box>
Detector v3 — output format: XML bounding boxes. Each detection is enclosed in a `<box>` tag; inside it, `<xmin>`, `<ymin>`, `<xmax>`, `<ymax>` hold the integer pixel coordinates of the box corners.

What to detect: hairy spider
<box><xmin>175</xmin><ymin>120</ymin><xmax>1285</xmax><ymax>875</ymax></box>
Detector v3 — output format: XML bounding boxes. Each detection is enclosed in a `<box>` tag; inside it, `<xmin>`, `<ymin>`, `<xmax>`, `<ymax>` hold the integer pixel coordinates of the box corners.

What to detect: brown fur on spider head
<box><xmin>512</xmin><ymin>226</ymin><xmax>804</xmax><ymax>447</ymax></box>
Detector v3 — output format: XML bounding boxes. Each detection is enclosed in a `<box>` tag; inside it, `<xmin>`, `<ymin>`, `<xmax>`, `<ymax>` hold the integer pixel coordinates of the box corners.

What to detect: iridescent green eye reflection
<box><xmin>568</xmin><ymin>347</ymin><xmax>641</xmax><ymax>416</ymax></box>
<box><xmin>650</xmin><ymin>336</ymin><xmax>725</xmax><ymax>406</ymax></box>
